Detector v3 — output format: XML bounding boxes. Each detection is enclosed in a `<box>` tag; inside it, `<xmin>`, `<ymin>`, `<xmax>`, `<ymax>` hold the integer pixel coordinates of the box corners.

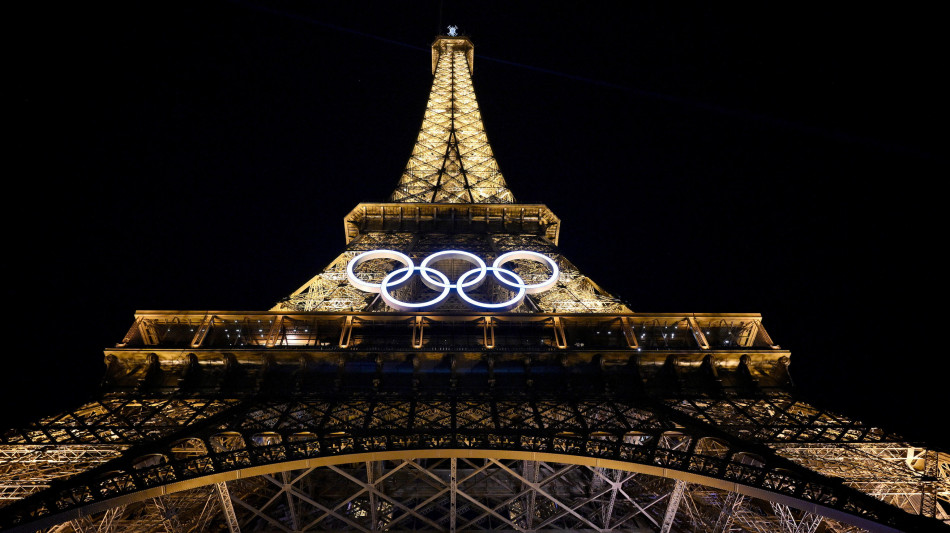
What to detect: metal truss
<box><xmin>2</xmin><ymin>390</ymin><xmax>946</xmax><ymax>531</ymax></box>
<box><xmin>3</xmin><ymin>311</ymin><xmax>939</xmax><ymax>532</ymax></box>
<box><xmin>0</xmin><ymin>446</ymin><xmax>124</xmax><ymax>502</ymax></box>
<box><xmin>24</xmin><ymin>459</ymin><xmax>884</xmax><ymax>532</ymax></box>
<box><xmin>273</xmin><ymin>232</ymin><xmax>628</xmax><ymax>313</ymax></box>
<box><xmin>769</xmin><ymin>502</ymin><xmax>822</xmax><ymax>533</ymax></box>
<box><xmin>269</xmin><ymin>33</ymin><xmax>624</xmax><ymax>314</ymax></box>
<box><xmin>274</xmin><ymin>250</ymin><xmax>370</xmax><ymax>312</ymax></box>
<box><xmin>665</xmin><ymin>397</ymin><xmax>950</xmax><ymax>522</ymax></box>
<box><xmin>391</xmin><ymin>37</ymin><xmax>514</xmax><ymax>204</ymax></box>
<box><xmin>713</xmin><ymin>491</ymin><xmax>745</xmax><ymax>532</ymax></box>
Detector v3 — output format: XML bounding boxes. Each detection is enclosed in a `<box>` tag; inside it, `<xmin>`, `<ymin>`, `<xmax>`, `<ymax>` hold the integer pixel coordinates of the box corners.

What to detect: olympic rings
<box><xmin>346</xmin><ymin>249</ymin><xmax>413</xmax><ymax>292</ymax></box>
<box><xmin>346</xmin><ymin>249</ymin><xmax>559</xmax><ymax>311</ymax></box>
<box><xmin>380</xmin><ymin>266</ymin><xmax>452</xmax><ymax>310</ymax></box>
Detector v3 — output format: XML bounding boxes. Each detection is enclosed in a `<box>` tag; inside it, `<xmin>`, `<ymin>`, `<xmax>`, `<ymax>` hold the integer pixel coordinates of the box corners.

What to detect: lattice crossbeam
<box><xmin>23</xmin><ymin>459</ymin><xmax>884</xmax><ymax>532</ymax></box>
<box><xmin>2</xmin><ymin>392</ymin><xmax>944</xmax><ymax>531</ymax></box>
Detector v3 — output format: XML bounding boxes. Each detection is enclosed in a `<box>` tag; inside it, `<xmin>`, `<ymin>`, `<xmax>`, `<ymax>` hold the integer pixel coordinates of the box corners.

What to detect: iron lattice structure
<box><xmin>2</xmin><ymin>34</ymin><xmax>947</xmax><ymax>533</ymax></box>
<box><xmin>390</xmin><ymin>37</ymin><xmax>514</xmax><ymax>204</ymax></box>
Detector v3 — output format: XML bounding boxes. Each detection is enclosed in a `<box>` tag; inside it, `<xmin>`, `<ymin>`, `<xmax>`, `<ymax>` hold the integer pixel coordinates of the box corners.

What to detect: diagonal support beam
<box><xmin>327</xmin><ymin>464</ymin><xmax>444</xmax><ymax>530</ymax></box>
<box><xmin>454</xmin><ymin>485</ymin><xmax>526</xmax><ymax>532</ymax></box>
<box><xmin>284</xmin><ymin>483</ymin><xmax>371</xmax><ymax>533</ymax></box>
<box><xmin>215</xmin><ymin>482</ymin><xmax>242</xmax><ymax>533</ymax></box>
<box><xmin>659</xmin><ymin>479</ymin><xmax>687</xmax><ymax>533</ymax></box>
<box><xmin>523</xmin><ymin>460</ymin><xmax>539</xmax><ymax>530</ymax></box>
<box><xmin>713</xmin><ymin>491</ymin><xmax>745</xmax><ymax>533</ymax></box>
<box><xmin>85</xmin><ymin>504</ymin><xmax>126</xmax><ymax>533</ymax></box>
<box><xmin>602</xmin><ymin>469</ymin><xmax>620</xmax><ymax>530</ymax></box>
<box><xmin>280</xmin><ymin>471</ymin><xmax>300</xmax><ymax>531</ymax></box>
<box><xmin>230</xmin><ymin>496</ymin><xmax>291</xmax><ymax>533</ymax></box>
<box><xmin>151</xmin><ymin>496</ymin><xmax>183</xmax><ymax>533</ymax></box>
<box><xmin>606</xmin><ymin>474</ymin><xmax>663</xmax><ymax>528</ymax></box>
<box><xmin>190</xmin><ymin>489</ymin><xmax>224</xmax><ymax>533</ymax></box>
<box><xmin>770</xmin><ymin>502</ymin><xmax>823</xmax><ymax>533</ymax></box>
<box><xmin>490</xmin><ymin>459</ymin><xmax>603</xmax><ymax>531</ymax></box>
<box><xmin>588</xmin><ymin>467</ymin><xmax>647</xmax><ymax>529</ymax></box>
<box><xmin>378</xmin><ymin>461</ymin><xmax>454</xmax><ymax>531</ymax></box>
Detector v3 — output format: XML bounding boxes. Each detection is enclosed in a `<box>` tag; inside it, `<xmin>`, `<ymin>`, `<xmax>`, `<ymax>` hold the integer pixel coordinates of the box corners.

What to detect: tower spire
<box><xmin>391</xmin><ymin>35</ymin><xmax>515</xmax><ymax>203</ymax></box>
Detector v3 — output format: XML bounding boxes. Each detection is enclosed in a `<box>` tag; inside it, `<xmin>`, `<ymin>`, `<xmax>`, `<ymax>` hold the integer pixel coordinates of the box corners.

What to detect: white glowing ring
<box><xmin>380</xmin><ymin>266</ymin><xmax>452</xmax><ymax>311</ymax></box>
<box><xmin>346</xmin><ymin>250</ymin><xmax>414</xmax><ymax>292</ymax></box>
<box><xmin>456</xmin><ymin>267</ymin><xmax>527</xmax><ymax>311</ymax></box>
<box><xmin>420</xmin><ymin>250</ymin><xmax>487</xmax><ymax>290</ymax></box>
<box><xmin>346</xmin><ymin>249</ymin><xmax>560</xmax><ymax>311</ymax></box>
<box><xmin>492</xmin><ymin>251</ymin><xmax>560</xmax><ymax>294</ymax></box>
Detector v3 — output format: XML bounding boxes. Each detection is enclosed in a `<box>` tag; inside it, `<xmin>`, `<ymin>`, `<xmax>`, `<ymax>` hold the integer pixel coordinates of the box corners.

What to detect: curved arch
<box><xmin>2</xmin><ymin>394</ymin><xmax>933</xmax><ymax>532</ymax></box>
<box><xmin>14</xmin><ymin>449</ymin><xmax>900</xmax><ymax>533</ymax></box>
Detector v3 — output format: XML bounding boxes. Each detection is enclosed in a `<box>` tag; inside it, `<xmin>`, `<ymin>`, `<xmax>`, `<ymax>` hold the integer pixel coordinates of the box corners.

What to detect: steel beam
<box><xmin>713</xmin><ymin>491</ymin><xmax>745</xmax><ymax>533</ymax></box>
<box><xmin>215</xmin><ymin>482</ymin><xmax>241</xmax><ymax>533</ymax></box>
<box><xmin>450</xmin><ymin>457</ymin><xmax>458</xmax><ymax>533</ymax></box>
<box><xmin>151</xmin><ymin>496</ymin><xmax>183</xmax><ymax>533</ymax></box>
<box><xmin>659</xmin><ymin>479</ymin><xmax>687</xmax><ymax>533</ymax></box>
<box><xmin>771</xmin><ymin>502</ymin><xmax>822</xmax><ymax>533</ymax></box>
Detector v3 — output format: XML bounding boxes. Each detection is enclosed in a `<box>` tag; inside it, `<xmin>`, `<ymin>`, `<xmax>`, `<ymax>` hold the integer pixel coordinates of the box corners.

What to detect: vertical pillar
<box><xmin>280</xmin><ymin>471</ymin><xmax>300</xmax><ymax>531</ymax></box>
<box><xmin>450</xmin><ymin>457</ymin><xmax>457</xmax><ymax>533</ymax></box>
<box><xmin>367</xmin><ymin>462</ymin><xmax>378</xmax><ymax>531</ymax></box>
<box><xmin>524</xmin><ymin>460</ymin><xmax>539</xmax><ymax>530</ymax></box>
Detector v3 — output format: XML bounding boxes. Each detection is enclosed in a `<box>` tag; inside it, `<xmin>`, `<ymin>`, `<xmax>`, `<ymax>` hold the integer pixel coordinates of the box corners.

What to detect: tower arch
<box><xmin>3</xmin><ymin>449</ymin><xmax>906</xmax><ymax>533</ymax></box>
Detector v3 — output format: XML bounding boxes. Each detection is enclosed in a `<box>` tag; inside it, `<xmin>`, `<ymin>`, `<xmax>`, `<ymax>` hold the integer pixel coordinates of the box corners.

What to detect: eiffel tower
<box><xmin>2</xmin><ymin>32</ymin><xmax>947</xmax><ymax>533</ymax></box>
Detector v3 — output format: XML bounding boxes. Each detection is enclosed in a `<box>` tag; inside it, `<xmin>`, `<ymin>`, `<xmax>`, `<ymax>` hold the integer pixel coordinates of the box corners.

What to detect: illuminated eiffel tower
<box><xmin>1</xmin><ymin>32</ymin><xmax>947</xmax><ymax>533</ymax></box>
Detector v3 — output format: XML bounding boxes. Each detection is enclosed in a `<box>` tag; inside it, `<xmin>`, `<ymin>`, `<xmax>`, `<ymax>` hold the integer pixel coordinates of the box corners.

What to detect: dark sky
<box><xmin>7</xmin><ymin>2</ymin><xmax>946</xmax><ymax>446</ymax></box>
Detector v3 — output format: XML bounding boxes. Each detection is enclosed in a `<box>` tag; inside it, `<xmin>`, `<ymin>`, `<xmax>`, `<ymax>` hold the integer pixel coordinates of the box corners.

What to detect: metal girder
<box><xmin>2</xmin><ymin>392</ymin><xmax>945</xmax><ymax>532</ymax></box>
<box><xmin>15</xmin><ymin>456</ymin><xmax>925</xmax><ymax>532</ymax></box>
<box><xmin>490</xmin><ymin>459</ymin><xmax>605</xmax><ymax>531</ymax></box>
<box><xmin>186</xmin><ymin>488</ymin><xmax>222</xmax><ymax>533</ymax></box>
<box><xmin>391</xmin><ymin>37</ymin><xmax>514</xmax><ymax>205</ymax></box>
<box><xmin>327</xmin><ymin>464</ymin><xmax>444</xmax><ymax>530</ymax></box>
<box><xmin>279</xmin><ymin>471</ymin><xmax>300</xmax><ymax>531</ymax></box>
<box><xmin>98</xmin><ymin>504</ymin><xmax>126</xmax><ymax>533</ymax></box>
<box><xmin>366</xmin><ymin>461</ymin><xmax>379</xmax><ymax>532</ymax></box>
<box><xmin>449</xmin><ymin>457</ymin><xmax>457</xmax><ymax>533</ymax></box>
<box><xmin>277</xmin><ymin>473</ymin><xmax>372</xmax><ymax>532</ymax></box>
<box><xmin>64</xmin><ymin>504</ymin><xmax>125</xmax><ymax>533</ymax></box>
<box><xmin>150</xmin><ymin>496</ymin><xmax>182</xmax><ymax>533</ymax></box>
<box><xmin>214</xmin><ymin>482</ymin><xmax>241</xmax><ymax>533</ymax></box>
<box><xmin>770</xmin><ymin>502</ymin><xmax>822</xmax><ymax>533</ymax></box>
<box><xmin>713</xmin><ymin>491</ymin><xmax>745</xmax><ymax>533</ymax></box>
<box><xmin>659</xmin><ymin>479</ymin><xmax>687</xmax><ymax>533</ymax></box>
<box><xmin>593</xmin><ymin>467</ymin><xmax>622</xmax><ymax>529</ymax></box>
<box><xmin>523</xmin><ymin>460</ymin><xmax>539</xmax><ymax>530</ymax></box>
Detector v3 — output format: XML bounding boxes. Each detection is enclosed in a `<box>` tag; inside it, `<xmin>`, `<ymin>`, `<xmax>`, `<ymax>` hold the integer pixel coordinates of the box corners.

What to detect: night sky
<box><xmin>8</xmin><ymin>3</ymin><xmax>946</xmax><ymax>447</ymax></box>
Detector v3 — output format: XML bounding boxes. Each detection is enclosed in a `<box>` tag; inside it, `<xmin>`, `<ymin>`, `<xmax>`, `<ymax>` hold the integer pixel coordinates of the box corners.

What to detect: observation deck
<box><xmin>108</xmin><ymin>311</ymin><xmax>788</xmax><ymax>396</ymax></box>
